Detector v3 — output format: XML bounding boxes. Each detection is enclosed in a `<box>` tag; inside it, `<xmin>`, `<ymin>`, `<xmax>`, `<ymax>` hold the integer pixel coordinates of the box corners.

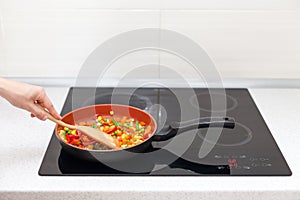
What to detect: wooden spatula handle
<box><xmin>34</xmin><ymin>104</ymin><xmax>76</xmax><ymax>129</ymax></box>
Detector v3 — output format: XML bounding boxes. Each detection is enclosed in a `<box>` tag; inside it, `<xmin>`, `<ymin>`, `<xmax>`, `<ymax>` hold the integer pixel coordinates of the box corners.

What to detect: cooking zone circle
<box><xmin>197</xmin><ymin>122</ymin><xmax>252</xmax><ymax>147</ymax></box>
<box><xmin>189</xmin><ymin>92</ymin><xmax>238</xmax><ymax>113</ymax></box>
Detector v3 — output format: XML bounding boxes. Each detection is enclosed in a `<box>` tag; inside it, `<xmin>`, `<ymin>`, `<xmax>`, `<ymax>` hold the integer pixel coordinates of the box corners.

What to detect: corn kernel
<box><xmin>121</xmin><ymin>134</ymin><xmax>127</xmax><ymax>140</ymax></box>
<box><xmin>109</xmin><ymin>111</ymin><xmax>114</xmax><ymax>116</ymax></box>
<box><xmin>97</xmin><ymin>116</ymin><xmax>102</xmax><ymax>121</ymax></box>
<box><xmin>71</xmin><ymin>130</ymin><xmax>77</xmax><ymax>135</ymax></box>
<box><xmin>133</xmin><ymin>135</ymin><xmax>142</xmax><ymax>140</ymax></box>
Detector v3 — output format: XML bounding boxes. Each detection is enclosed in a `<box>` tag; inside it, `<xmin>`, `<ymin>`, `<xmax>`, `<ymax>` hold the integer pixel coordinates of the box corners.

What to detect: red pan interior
<box><xmin>55</xmin><ymin>104</ymin><xmax>157</xmax><ymax>149</ymax></box>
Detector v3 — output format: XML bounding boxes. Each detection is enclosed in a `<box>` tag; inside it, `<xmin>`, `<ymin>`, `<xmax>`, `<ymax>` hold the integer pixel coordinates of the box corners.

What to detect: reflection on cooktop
<box><xmin>58</xmin><ymin>148</ymin><xmax>230</xmax><ymax>175</ymax></box>
<box><xmin>197</xmin><ymin>122</ymin><xmax>253</xmax><ymax>147</ymax></box>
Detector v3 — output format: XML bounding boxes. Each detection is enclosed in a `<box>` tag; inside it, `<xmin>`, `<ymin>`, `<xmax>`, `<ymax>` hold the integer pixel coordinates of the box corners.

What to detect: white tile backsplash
<box><xmin>102</xmin><ymin>50</ymin><xmax>160</xmax><ymax>80</ymax></box>
<box><xmin>0</xmin><ymin>10</ymin><xmax>160</xmax><ymax>77</ymax></box>
<box><xmin>0</xmin><ymin>5</ymin><xmax>5</xmax><ymax>75</ymax></box>
<box><xmin>0</xmin><ymin>0</ymin><xmax>300</xmax><ymax>80</ymax></box>
<box><xmin>161</xmin><ymin>10</ymin><xmax>300</xmax><ymax>79</ymax></box>
<box><xmin>159</xmin><ymin>51</ymin><xmax>207</xmax><ymax>80</ymax></box>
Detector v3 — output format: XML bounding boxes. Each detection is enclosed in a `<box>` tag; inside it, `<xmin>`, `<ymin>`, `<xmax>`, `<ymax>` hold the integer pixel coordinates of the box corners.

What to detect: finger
<box><xmin>28</xmin><ymin>104</ymin><xmax>47</xmax><ymax>121</ymax></box>
<box><xmin>38</xmin><ymin>93</ymin><xmax>61</xmax><ymax>120</ymax></box>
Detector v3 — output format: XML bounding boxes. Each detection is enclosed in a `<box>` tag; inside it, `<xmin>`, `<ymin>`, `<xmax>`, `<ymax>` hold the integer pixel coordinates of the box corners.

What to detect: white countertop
<box><xmin>1</xmin><ymin>87</ymin><xmax>300</xmax><ymax>200</ymax></box>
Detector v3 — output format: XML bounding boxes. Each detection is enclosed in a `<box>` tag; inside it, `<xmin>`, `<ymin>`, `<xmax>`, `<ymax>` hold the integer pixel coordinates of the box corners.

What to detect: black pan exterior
<box><xmin>56</xmin><ymin>133</ymin><xmax>153</xmax><ymax>162</ymax></box>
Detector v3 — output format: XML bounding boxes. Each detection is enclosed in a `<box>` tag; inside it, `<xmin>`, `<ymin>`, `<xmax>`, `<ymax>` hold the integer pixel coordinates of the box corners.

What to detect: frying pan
<box><xmin>55</xmin><ymin>104</ymin><xmax>235</xmax><ymax>162</ymax></box>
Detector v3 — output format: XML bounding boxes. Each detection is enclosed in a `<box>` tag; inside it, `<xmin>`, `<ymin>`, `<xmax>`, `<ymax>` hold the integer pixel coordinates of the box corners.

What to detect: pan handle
<box><xmin>152</xmin><ymin>117</ymin><xmax>235</xmax><ymax>142</ymax></box>
<box><xmin>170</xmin><ymin>117</ymin><xmax>235</xmax><ymax>130</ymax></box>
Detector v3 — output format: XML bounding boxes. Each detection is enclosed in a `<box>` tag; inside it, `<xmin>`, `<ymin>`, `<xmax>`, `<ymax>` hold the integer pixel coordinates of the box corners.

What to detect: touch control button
<box><xmin>250</xmin><ymin>158</ymin><xmax>258</xmax><ymax>161</ymax></box>
<box><xmin>262</xmin><ymin>163</ymin><xmax>272</xmax><ymax>167</ymax></box>
<box><xmin>259</xmin><ymin>158</ymin><xmax>269</xmax><ymax>161</ymax></box>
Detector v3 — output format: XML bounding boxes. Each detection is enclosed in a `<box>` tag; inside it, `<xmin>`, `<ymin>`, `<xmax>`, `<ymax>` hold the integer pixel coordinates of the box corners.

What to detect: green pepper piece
<box><xmin>140</xmin><ymin>127</ymin><xmax>145</xmax><ymax>133</ymax></box>
<box><xmin>92</xmin><ymin>122</ymin><xmax>97</xmax><ymax>128</ymax></box>
<box><xmin>94</xmin><ymin>145</ymin><xmax>102</xmax><ymax>150</ymax></box>
<box><xmin>136</xmin><ymin>121</ymin><xmax>139</xmax><ymax>131</ymax></box>
<box><xmin>111</xmin><ymin>118</ymin><xmax>120</xmax><ymax>126</ymax></box>
<box><xmin>125</xmin><ymin>122</ymin><xmax>131</xmax><ymax>128</ymax></box>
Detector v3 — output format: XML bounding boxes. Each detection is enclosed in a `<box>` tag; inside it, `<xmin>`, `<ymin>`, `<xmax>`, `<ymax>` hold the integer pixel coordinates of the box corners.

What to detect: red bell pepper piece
<box><xmin>70</xmin><ymin>139</ymin><xmax>81</xmax><ymax>145</ymax></box>
<box><xmin>106</xmin><ymin>125</ymin><xmax>117</xmax><ymax>134</ymax></box>
<box><xmin>66</xmin><ymin>134</ymin><xmax>79</xmax><ymax>143</ymax></box>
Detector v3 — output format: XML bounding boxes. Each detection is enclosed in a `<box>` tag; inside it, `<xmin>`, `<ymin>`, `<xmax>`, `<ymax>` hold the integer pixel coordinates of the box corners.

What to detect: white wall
<box><xmin>0</xmin><ymin>0</ymin><xmax>300</xmax><ymax>80</ymax></box>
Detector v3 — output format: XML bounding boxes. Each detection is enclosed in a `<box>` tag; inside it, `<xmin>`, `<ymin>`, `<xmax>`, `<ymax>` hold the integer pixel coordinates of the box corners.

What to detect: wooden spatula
<box><xmin>35</xmin><ymin>104</ymin><xmax>118</xmax><ymax>149</ymax></box>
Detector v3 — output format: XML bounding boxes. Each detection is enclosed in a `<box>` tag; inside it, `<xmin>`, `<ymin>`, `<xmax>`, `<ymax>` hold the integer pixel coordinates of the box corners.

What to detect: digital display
<box><xmin>228</xmin><ymin>159</ymin><xmax>238</xmax><ymax>168</ymax></box>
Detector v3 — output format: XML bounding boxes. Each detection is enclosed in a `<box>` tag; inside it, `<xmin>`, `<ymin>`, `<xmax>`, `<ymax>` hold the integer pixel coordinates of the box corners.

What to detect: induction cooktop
<box><xmin>39</xmin><ymin>87</ymin><xmax>292</xmax><ymax>176</ymax></box>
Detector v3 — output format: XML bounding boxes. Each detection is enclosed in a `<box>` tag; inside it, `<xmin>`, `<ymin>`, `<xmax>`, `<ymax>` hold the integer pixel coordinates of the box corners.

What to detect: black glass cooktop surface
<box><xmin>39</xmin><ymin>87</ymin><xmax>292</xmax><ymax>176</ymax></box>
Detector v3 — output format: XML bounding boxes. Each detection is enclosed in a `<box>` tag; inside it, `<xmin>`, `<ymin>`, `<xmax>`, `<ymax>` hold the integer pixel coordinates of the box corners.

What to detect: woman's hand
<box><xmin>0</xmin><ymin>78</ymin><xmax>61</xmax><ymax>121</ymax></box>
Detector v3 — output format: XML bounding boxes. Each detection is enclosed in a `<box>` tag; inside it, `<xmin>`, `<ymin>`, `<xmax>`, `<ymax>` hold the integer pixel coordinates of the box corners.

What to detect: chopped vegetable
<box><xmin>125</xmin><ymin>122</ymin><xmax>131</xmax><ymax>128</ymax></box>
<box><xmin>111</xmin><ymin>118</ymin><xmax>121</xmax><ymax>127</ymax></box>
<box><xmin>59</xmin><ymin>130</ymin><xmax>66</xmax><ymax>141</ymax></box>
<box><xmin>71</xmin><ymin>130</ymin><xmax>77</xmax><ymax>135</ymax></box>
<box><xmin>92</xmin><ymin>122</ymin><xmax>97</xmax><ymax>129</ymax></box>
<box><xmin>94</xmin><ymin>145</ymin><xmax>102</xmax><ymax>150</ymax></box>
<box><xmin>140</xmin><ymin>121</ymin><xmax>146</xmax><ymax>126</ymax></box>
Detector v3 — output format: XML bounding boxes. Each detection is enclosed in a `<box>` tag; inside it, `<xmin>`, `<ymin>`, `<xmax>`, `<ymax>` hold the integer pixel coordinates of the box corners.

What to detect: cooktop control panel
<box><xmin>213</xmin><ymin>154</ymin><xmax>273</xmax><ymax>172</ymax></box>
